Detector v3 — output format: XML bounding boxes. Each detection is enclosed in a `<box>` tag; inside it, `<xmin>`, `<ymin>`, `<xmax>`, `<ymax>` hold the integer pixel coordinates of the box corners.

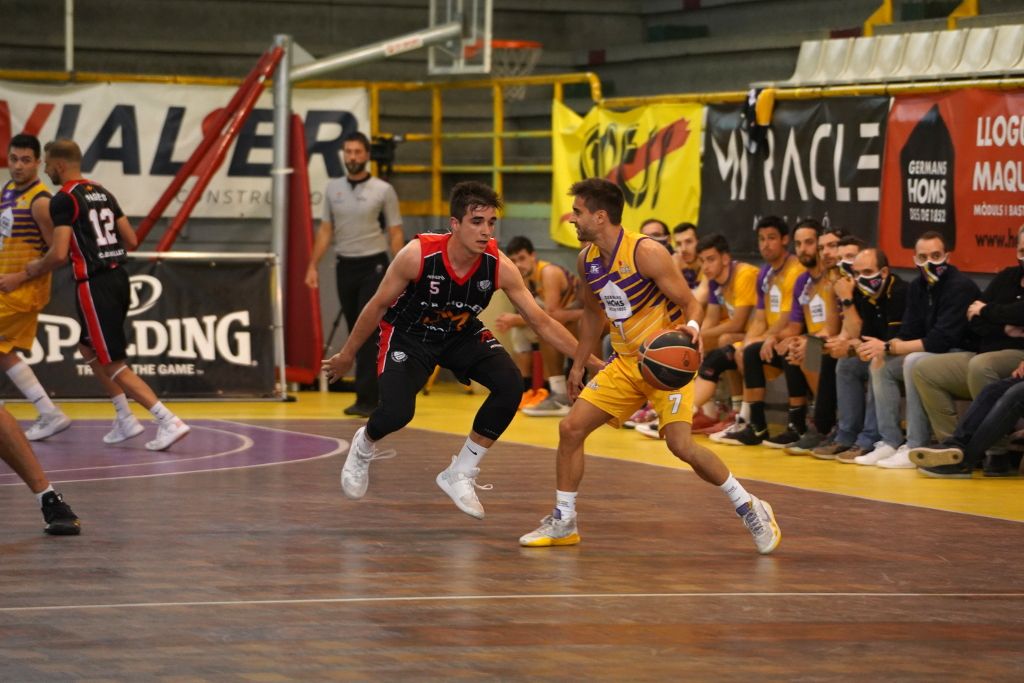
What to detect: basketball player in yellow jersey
<box><xmin>520</xmin><ymin>179</ymin><xmax>781</xmax><ymax>554</ymax></box>
<box><xmin>0</xmin><ymin>134</ymin><xmax>72</xmax><ymax>441</ymax></box>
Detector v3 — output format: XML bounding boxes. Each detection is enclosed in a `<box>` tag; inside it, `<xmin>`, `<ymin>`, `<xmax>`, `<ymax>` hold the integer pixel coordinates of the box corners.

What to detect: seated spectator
<box><xmin>910</xmin><ymin>360</ymin><xmax>1024</xmax><ymax>477</ymax></box>
<box><xmin>670</xmin><ymin>222</ymin><xmax>708</xmax><ymax>305</ymax></box>
<box><xmin>912</xmin><ymin>224</ymin><xmax>1024</xmax><ymax>442</ymax></box>
<box><xmin>855</xmin><ymin>231</ymin><xmax>980</xmax><ymax>468</ymax></box>
<box><xmin>813</xmin><ymin>247</ymin><xmax>907</xmax><ymax>462</ymax></box>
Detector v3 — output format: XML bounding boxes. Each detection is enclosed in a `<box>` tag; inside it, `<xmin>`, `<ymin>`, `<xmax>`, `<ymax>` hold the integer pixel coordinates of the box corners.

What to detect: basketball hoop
<box><xmin>465</xmin><ymin>39</ymin><xmax>543</xmax><ymax>100</ymax></box>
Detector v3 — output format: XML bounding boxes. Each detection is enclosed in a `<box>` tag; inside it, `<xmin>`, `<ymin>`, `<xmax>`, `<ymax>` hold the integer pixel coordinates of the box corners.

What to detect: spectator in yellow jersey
<box><xmin>670</xmin><ymin>222</ymin><xmax>708</xmax><ymax>305</ymax></box>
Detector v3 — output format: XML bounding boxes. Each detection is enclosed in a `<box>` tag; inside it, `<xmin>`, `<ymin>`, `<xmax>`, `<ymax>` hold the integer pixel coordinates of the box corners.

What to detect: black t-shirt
<box><xmin>49</xmin><ymin>179</ymin><xmax>127</xmax><ymax>280</ymax></box>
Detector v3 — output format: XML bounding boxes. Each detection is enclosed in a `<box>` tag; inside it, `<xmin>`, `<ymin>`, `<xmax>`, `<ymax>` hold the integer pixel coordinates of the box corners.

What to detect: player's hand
<box><xmin>673</xmin><ymin>322</ymin><xmax>704</xmax><ymax>356</ymax></box>
<box><xmin>967</xmin><ymin>300</ymin><xmax>986</xmax><ymax>320</ymax></box>
<box><xmin>567</xmin><ymin>362</ymin><xmax>587</xmax><ymax>402</ymax></box>
<box><xmin>25</xmin><ymin>259</ymin><xmax>42</xmax><ymax>279</ymax></box>
<box><xmin>786</xmin><ymin>336</ymin><xmax>806</xmax><ymax>365</ymax></box>
<box><xmin>824</xmin><ymin>336</ymin><xmax>850</xmax><ymax>359</ymax></box>
<box><xmin>1013</xmin><ymin>361</ymin><xmax>1024</xmax><ymax>379</ymax></box>
<box><xmin>0</xmin><ymin>271</ymin><xmax>27</xmax><ymax>293</ymax></box>
<box><xmin>322</xmin><ymin>350</ymin><xmax>354</xmax><ymax>383</ymax></box>
<box><xmin>759</xmin><ymin>335</ymin><xmax>777</xmax><ymax>362</ymax></box>
<box><xmin>857</xmin><ymin>336</ymin><xmax>885</xmax><ymax>361</ymax></box>
<box><xmin>304</xmin><ymin>267</ymin><xmax>319</xmax><ymax>289</ymax></box>
<box><xmin>494</xmin><ymin>313</ymin><xmax>519</xmax><ymax>332</ymax></box>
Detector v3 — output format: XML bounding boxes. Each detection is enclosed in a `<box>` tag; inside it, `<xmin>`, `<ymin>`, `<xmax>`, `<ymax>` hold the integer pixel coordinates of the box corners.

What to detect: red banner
<box><xmin>879</xmin><ymin>88</ymin><xmax>1024</xmax><ymax>271</ymax></box>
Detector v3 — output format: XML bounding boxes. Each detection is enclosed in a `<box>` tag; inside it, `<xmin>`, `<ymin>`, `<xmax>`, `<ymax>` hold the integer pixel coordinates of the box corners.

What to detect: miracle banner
<box><xmin>879</xmin><ymin>88</ymin><xmax>1024</xmax><ymax>271</ymax></box>
<box><xmin>1</xmin><ymin>259</ymin><xmax>276</xmax><ymax>399</ymax></box>
<box><xmin>699</xmin><ymin>97</ymin><xmax>888</xmax><ymax>257</ymax></box>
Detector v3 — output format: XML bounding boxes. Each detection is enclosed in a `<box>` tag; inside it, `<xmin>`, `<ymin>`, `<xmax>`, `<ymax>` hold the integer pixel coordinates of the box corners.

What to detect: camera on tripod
<box><xmin>371</xmin><ymin>134</ymin><xmax>403</xmax><ymax>179</ymax></box>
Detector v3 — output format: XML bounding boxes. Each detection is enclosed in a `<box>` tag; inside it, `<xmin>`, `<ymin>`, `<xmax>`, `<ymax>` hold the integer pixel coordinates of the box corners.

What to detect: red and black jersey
<box><xmin>382</xmin><ymin>232</ymin><xmax>500</xmax><ymax>343</ymax></box>
<box><xmin>49</xmin><ymin>179</ymin><xmax>127</xmax><ymax>281</ymax></box>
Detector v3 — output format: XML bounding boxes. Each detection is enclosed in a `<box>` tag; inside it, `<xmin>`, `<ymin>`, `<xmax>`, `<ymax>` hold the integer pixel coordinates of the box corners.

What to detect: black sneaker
<box><xmin>918</xmin><ymin>462</ymin><xmax>973</xmax><ymax>479</ymax></box>
<box><xmin>40</xmin><ymin>491</ymin><xmax>81</xmax><ymax>536</ymax></box>
<box><xmin>783</xmin><ymin>427</ymin><xmax>824</xmax><ymax>455</ymax></box>
<box><xmin>343</xmin><ymin>403</ymin><xmax>374</xmax><ymax>417</ymax></box>
<box><xmin>764</xmin><ymin>424</ymin><xmax>802</xmax><ymax>449</ymax></box>
<box><xmin>718</xmin><ymin>424</ymin><xmax>766</xmax><ymax>446</ymax></box>
<box><xmin>983</xmin><ymin>451</ymin><xmax>1022</xmax><ymax>477</ymax></box>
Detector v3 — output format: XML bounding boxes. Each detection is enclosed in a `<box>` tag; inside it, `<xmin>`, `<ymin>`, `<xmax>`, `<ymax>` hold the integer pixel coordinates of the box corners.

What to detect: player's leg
<box><xmin>522</xmin><ymin>339</ymin><xmax>571</xmax><ymax>416</ymax></box>
<box><xmin>0</xmin><ymin>406</ymin><xmax>79</xmax><ymax>534</ymax></box>
<box><xmin>0</xmin><ymin>344</ymin><xmax>70</xmax><ymax>441</ymax></box>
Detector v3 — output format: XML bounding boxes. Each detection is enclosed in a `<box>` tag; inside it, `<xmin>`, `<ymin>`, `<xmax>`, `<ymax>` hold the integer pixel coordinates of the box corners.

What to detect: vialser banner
<box><xmin>549</xmin><ymin>100</ymin><xmax>703</xmax><ymax>247</ymax></box>
<box><xmin>0</xmin><ymin>80</ymin><xmax>368</xmax><ymax>219</ymax></box>
<box><xmin>699</xmin><ymin>97</ymin><xmax>888</xmax><ymax>257</ymax></box>
<box><xmin>1</xmin><ymin>260</ymin><xmax>276</xmax><ymax>399</ymax></box>
<box><xmin>879</xmin><ymin>88</ymin><xmax>1024</xmax><ymax>271</ymax></box>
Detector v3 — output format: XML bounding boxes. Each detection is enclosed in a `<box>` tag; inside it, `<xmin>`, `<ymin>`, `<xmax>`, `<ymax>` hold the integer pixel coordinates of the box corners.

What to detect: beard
<box><xmin>345</xmin><ymin>160</ymin><xmax>367</xmax><ymax>175</ymax></box>
<box><xmin>798</xmin><ymin>254</ymin><xmax>817</xmax><ymax>268</ymax></box>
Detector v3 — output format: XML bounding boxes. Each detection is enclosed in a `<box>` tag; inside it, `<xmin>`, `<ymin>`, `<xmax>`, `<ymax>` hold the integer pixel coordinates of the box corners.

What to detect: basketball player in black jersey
<box><xmin>25</xmin><ymin>139</ymin><xmax>190</xmax><ymax>451</ymax></box>
<box><xmin>323</xmin><ymin>181</ymin><xmax>602</xmax><ymax>518</ymax></box>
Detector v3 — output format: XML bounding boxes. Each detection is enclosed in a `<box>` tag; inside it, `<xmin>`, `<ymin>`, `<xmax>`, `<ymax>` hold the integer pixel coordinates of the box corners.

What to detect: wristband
<box><xmin>686</xmin><ymin>319</ymin><xmax>700</xmax><ymax>335</ymax></box>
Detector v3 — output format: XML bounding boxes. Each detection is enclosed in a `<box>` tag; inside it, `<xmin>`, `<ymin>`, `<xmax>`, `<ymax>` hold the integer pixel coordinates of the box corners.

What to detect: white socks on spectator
<box><xmin>7</xmin><ymin>360</ymin><xmax>57</xmax><ymax>416</ymax></box>
<box><xmin>548</xmin><ymin>375</ymin><xmax>567</xmax><ymax>397</ymax></box>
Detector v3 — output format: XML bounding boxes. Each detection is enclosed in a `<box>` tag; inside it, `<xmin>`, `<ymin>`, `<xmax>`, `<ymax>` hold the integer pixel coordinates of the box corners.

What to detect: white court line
<box><xmin>1</xmin><ymin>591</ymin><xmax>1022</xmax><ymax>614</ymax></box>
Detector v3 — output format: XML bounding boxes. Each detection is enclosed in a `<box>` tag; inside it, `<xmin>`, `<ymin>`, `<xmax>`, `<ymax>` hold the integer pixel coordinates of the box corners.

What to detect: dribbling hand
<box><xmin>322</xmin><ymin>351</ymin><xmax>354</xmax><ymax>384</ymax></box>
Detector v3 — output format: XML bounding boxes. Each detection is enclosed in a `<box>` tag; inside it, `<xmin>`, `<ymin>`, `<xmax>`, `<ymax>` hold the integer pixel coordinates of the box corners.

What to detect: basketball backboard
<box><xmin>428</xmin><ymin>0</ymin><xmax>493</xmax><ymax>75</ymax></box>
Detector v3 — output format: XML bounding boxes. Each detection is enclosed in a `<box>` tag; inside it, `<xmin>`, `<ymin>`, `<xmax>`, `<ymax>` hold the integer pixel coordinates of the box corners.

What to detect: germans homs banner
<box><xmin>879</xmin><ymin>88</ymin><xmax>1024</xmax><ymax>271</ymax></box>
<box><xmin>699</xmin><ymin>97</ymin><xmax>888</xmax><ymax>258</ymax></box>
<box><xmin>0</xmin><ymin>80</ymin><xmax>368</xmax><ymax>219</ymax></box>
<box><xmin>549</xmin><ymin>101</ymin><xmax>702</xmax><ymax>247</ymax></box>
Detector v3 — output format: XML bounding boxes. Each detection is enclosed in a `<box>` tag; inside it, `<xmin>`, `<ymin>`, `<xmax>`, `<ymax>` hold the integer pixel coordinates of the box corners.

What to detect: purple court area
<box><xmin>1</xmin><ymin>419</ymin><xmax>345</xmax><ymax>485</ymax></box>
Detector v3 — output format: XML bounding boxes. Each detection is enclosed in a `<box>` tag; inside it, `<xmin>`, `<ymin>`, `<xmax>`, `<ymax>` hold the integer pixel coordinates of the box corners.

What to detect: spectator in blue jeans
<box><xmin>909</xmin><ymin>361</ymin><xmax>1024</xmax><ymax>478</ymax></box>
<box><xmin>813</xmin><ymin>247</ymin><xmax>907</xmax><ymax>462</ymax></box>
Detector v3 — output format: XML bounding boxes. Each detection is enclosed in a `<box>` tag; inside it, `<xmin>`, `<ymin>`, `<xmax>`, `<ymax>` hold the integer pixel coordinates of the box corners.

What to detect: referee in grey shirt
<box><xmin>306</xmin><ymin>132</ymin><xmax>403</xmax><ymax>417</ymax></box>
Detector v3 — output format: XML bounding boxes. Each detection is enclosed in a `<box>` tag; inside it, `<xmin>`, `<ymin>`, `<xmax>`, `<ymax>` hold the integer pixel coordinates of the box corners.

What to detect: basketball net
<box><xmin>466</xmin><ymin>40</ymin><xmax>543</xmax><ymax>101</ymax></box>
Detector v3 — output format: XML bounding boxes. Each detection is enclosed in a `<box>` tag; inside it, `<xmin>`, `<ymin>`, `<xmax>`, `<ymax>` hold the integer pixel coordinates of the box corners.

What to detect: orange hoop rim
<box><xmin>464</xmin><ymin>39</ymin><xmax>543</xmax><ymax>59</ymax></box>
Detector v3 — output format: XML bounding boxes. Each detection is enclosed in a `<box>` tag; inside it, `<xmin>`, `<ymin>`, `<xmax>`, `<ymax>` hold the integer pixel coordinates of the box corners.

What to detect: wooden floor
<box><xmin>2</xmin><ymin>390</ymin><xmax>1023</xmax><ymax>680</ymax></box>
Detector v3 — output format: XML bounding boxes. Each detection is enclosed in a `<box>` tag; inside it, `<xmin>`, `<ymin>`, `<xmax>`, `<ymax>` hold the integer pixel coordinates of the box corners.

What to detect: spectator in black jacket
<box><xmin>912</xmin><ymin>225</ymin><xmax>1024</xmax><ymax>442</ymax></box>
<box><xmin>854</xmin><ymin>231</ymin><xmax>980</xmax><ymax>469</ymax></box>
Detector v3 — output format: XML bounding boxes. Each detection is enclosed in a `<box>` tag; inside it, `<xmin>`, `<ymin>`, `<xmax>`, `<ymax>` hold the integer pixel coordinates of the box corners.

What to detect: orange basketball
<box><xmin>637</xmin><ymin>329</ymin><xmax>701</xmax><ymax>390</ymax></box>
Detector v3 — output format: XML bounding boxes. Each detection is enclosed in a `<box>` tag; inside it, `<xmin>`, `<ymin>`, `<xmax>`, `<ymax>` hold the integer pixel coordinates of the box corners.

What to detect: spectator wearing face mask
<box><xmin>911</xmin><ymin>224</ymin><xmax>1024</xmax><ymax>444</ymax></box>
<box><xmin>854</xmin><ymin>231</ymin><xmax>980</xmax><ymax>469</ymax></box>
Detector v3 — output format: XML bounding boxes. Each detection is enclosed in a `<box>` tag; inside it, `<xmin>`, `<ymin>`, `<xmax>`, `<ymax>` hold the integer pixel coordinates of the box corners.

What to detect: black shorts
<box><xmin>377</xmin><ymin>321</ymin><xmax>509</xmax><ymax>387</ymax></box>
<box><xmin>76</xmin><ymin>266</ymin><xmax>129</xmax><ymax>364</ymax></box>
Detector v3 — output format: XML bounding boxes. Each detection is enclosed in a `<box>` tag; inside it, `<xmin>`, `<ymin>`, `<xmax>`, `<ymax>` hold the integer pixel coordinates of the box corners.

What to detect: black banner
<box><xmin>3</xmin><ymin>259</ymin><xmax>275</xmax><ymax>399</ymax></box>
<box><xmin>698</xmin><ymin>97</ymin><xmax>889</xmax><ymax>257</ymax></box>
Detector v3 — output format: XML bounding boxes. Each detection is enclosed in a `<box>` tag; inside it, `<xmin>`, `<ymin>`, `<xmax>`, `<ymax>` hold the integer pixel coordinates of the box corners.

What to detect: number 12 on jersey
<box><xmin>88</xmin><ymin>207</ymin><xmax>118</xmax><ymax>246</ymax></box>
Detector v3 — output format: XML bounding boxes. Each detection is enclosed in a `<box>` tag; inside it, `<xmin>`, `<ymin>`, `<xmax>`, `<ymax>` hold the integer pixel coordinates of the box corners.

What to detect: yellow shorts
<box><xmin>578</xmin><ymin>354</ymin><xmax>694</xmax><ymax>431</ymax></box>
<box><xmin>0</xmin><ymin>309</ymin><xmax>39</xmax><ymax>354</ymax></box>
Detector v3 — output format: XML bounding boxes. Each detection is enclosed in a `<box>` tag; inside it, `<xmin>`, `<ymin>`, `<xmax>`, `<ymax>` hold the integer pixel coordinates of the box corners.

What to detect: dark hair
<box><xmin>341</xmin><ymin>131</ymin><xmax>371</xmax><ymax>152</ymax></box>
<box><xmin>822</xmin><ymin>225</ymin><xmax>847</xmax><ymax>239</ymax></box>
<box><xmin>838</xmin><ymin>235</ymin><xmax>866</xmax><ymax>249</ymax></box>
<box><xmin>505</xmin><ymin>235</ymin><xmax>534</xmax><ymax>255</ymax></box>
<box><xmin>450</xmin><ymin>181</ymin><xmax>503</xmax><ymax>221</ymax></box>
<box><xmin>697</xmin><ymin>232</ymin><xmax>730</xmax><ymax>255</ymax></box>
<box><xmin>861</xmin><ymin>247</ymin><xmax>889</xmax><ymax>271</ymax></box>
<box><xmin>755</xmin><ymin>215</ymin><xmax>789</xmax><ymax>237</ymax></box>
<box><xmin>640</xmin><ymin>218</ymin><xmax>669</xmax><ymax>236</ymax></box>
<box><xmin>917</xmin><ymin>230</ymin><xmax>949</xmax><ymax>252</ymax></box>
<box><xmin>569</xmin><ymin>178</ymin><xmax>624</xmax><ymax>225</ymax></box>
<box><xmin>43</xmin><ymin>138</ymin><xmax>82</xmax><ymax>163</ymax></box>
<box><xmin>672</xmin><ymin>222</ymin><xmax>697</xmax><ymax>236</ymax></box>
<box><xmin>8</xmin><ymin>133</ymin><xmax>41</xmax><ymax>158</ymax></box>
<box><xmin>793</xmin><ymin>217</ymin><xmax>823</xmax><ymax>237</ymax></box>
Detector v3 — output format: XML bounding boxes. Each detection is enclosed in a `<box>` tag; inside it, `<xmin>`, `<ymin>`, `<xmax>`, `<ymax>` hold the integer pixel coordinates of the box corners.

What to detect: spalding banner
<box><xmin>549</xmin><ymin>100</ymin><xmax>703</xmax><ymax>247</ymax></box>
<box><xmin>879</xmin><ymin>88</ymin><xmax>1024</xmax><ymax>271</ymax></box>
<box><xmin>0</xmin><ymin>80</ymin><xmax>368</xmax><ymax>219</ymax></box>
<box><xmin>700</xmin><ymin>97</ymin><xmax>888</xmax><ymax>258</ymax></box>
<box><xmin>3</xmin><ymin>259</ymin><xmax>276</xmax><ymax>399</ymax></box>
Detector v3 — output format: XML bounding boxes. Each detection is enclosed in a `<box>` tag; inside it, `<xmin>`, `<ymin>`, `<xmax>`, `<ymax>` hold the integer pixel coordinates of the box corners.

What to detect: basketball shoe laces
<box><xmin>348</xmin><ymin>446</ymin><xmax>398</xmax><ymax>486</ymax></box>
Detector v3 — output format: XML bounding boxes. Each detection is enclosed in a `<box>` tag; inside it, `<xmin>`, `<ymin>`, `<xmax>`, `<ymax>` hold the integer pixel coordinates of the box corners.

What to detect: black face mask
<box><xmin>838</xmin><ymin>259</ymin><xmax>856</xmax><ymax>278</ymax></box>
<box><xmin>857</xmin><ymin>272</ymin><xmax>885</xmax><ymax>297</ymax></box>
<box><xmin>919</xmin><ymin>258</ymin><xmax>948</xmax><ymax>285</ymax></box>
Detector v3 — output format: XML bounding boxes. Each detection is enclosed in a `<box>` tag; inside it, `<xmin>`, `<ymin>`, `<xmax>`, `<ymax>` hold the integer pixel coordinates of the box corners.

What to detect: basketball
<box><xmin>638</xmin><ymin>329</ymin><xmax>701</xmax><ymax>391</ymax></box>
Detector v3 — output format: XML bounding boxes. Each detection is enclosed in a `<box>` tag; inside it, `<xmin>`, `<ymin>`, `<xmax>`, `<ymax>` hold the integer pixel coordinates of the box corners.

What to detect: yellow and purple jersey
<box><xmin>0</xmin><ymin>179</ymin><xmax>51</xmax><ymax>312</ymax></box>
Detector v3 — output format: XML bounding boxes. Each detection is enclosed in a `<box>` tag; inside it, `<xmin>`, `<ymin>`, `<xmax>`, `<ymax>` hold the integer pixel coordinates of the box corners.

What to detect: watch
<box><xmin>840</xmin><ymin>298</ymin><xmax>854</xmax><ymax>308</ymax></box>
<box><xmin>884</xmin><ymin>340</ymin><xmax>892</xmax><ymax>354</ymax></box>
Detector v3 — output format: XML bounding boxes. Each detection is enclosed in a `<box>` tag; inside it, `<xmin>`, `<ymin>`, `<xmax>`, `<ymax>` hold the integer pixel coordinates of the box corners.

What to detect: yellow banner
<box><xmin>550</xmin><ymin>100</ymin><xmax>704</xmax><ymax>247</ymax></box>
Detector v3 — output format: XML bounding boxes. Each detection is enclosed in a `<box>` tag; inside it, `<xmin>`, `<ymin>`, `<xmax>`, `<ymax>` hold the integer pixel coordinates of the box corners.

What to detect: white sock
<box><xmin>35</xmin><ymin>484</ymin><xmax>54</xmax><ymax>504</ymax></box>
<box><xmin>149</xmin><ymin>401</ymin><xmax>175</xmax><ymax>424</ymax></box>
<box><xmin>731</xmin><ymin>396</ymin><xmax>742</xmax><ymax>413</ymax></box>
<box><xmin>555</xmin><ymin>489</ymin><xmax>577</xmax><ymax>519</ymax></box>
<box><xmin>548</xmin><ymin>375</ymin><xmax>567</xmax><ymax>397</ymax></box>
<box><xmin>354</xmin><ymin>427</ymin><xmax>375</xmax><ymax>454</ymax></box>
<box><xmin>720</xmin><ymin>474</ymin><xmax>751</xmax><ymax>511</ymax></box>
<box><xmin>112</xmin><ymin>393</ymin><xmax>133</xmax><ymax>420</ymax></box>
<box><xmin>739</xmin><ymin>402</ymin><xmax>751</xmax><ymax>423</ymax></box>
<box><xmin>7</xmin><ymin>360</ymin><xmax>57</xmax><ymax>416</ymax></box>
<box><xmin>453</xmin><ymin>437</ymin><xmax>487</xmax><ymax>474</ymax></box>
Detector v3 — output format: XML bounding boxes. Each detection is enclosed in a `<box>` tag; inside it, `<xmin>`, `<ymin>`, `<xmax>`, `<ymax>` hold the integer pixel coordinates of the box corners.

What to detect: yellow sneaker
<box><xmin>519</xmin><ymin>511</ymin><xmax>580</xmax><ymax>547</ymax></box>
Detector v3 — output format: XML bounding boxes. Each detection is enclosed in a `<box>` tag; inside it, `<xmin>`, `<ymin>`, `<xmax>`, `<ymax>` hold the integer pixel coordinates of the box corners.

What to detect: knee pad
<box><xmin>698</xmin><ymin>346</ymin><xmax>737</xmax><ymax>382</ymax></box>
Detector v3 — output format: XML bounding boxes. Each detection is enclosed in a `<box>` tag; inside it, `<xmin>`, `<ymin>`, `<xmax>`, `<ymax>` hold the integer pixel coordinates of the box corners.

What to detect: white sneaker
<box><xmin>522</xmin><ymin>394</ymin><xmax>571</xmax><ymax>417</ymax></box>
<box><xmin>709</xmin><ymin>417</ymin><xmax>746</xmax><ymax>443</ymax></box>
<box><xmin>635</xmin><ymin>421</ymin><xmax>662</xmax><ymax>439</ymax></box>
<box><xmin>738</xmin><ymin>495</ymin><xmax>782</xmax><ymax>555</ymax></box>
<box><xmin>24</xmin><ymin>411</ymin><xmax>72</xmax><ymax>441</ymax></box>
<box><xmin>103</xmin><ymin>415</ymin><xmax>145</xmax><ymax>444</ymax></box>
<box><xmin>145</xmin><ymin>417</ymin><xmax>191</xmax><ymax>451</ymax></box>
<box><xmin>340</xmin><ymin>426</ymin><xmax>396</xmax><ymax>500</ymax></box>
<box><xmin>436</xmin><ymin>456</ymin><xmax>493</xmax><ymax>519</ymax></box>
<box><xmin>854</xmin><ymin>442</ymin><xmax>898</xmax><ymax>466</ymax></box>
<box><xmin>876</xmin><ymin>444</ymin><xmax>915</xmax><ymax>469</ymax></box>
<box><xmin>519</xmin><ymin>510</ymin><xmax>581</xmax><ymax>547</ymax></box>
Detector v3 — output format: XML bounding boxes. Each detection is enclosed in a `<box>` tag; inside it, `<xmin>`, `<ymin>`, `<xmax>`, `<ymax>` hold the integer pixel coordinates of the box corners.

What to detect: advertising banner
<box><xmin>550</xmin><ymin>100</ymin><xmax>703</xmax><ymax>247</ymax></box>
<box><xmin>0</xmin><ymin>80</ymin><xmax>368</xmax><ymax>219</ymax></box>
<box><xmin>2</xmin><ymin>259</ymin><xmax>276</xmax><ymax>399</ymax></box>
<box><xmin>879</xmin><ymin>88</ymin><xmax>1024</xmax><ymax>270</ymax></box>
<box><xmin>699</xmin><ymin>97</ymin><xmax>888</xmax><ymax>257</ymax></box>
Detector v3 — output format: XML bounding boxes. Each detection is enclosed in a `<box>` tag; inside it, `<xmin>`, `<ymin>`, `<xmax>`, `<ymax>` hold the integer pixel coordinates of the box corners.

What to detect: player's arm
<box><xmin>703</xmin><ymin>303</ymin><xmax>753</xmax><ymax>339</ymax></box>
<box><xmin>499</xmin><ymin>251</ymin><xmax>602</xmax><ymax>373</ymax></box>
<box><xmin>115</xmin><ymin>216</ymin><xmax>138</xmax><ymax>251</ymax></box>
<box><xmin>322</xmin><ymin>240</ymin><xmax>420</xmax><ymax>382</ymax></box>
<box><xmin>26</xmin><ymin>192</ymin><xmax>76</xmax><ymax>279</ymax></box>
<box><xmin>566</xmin><ymin>251</ymin><xmax>610</xmax><ymax>399</ymax></box>
<box><xmin>305</xmin><ymin>218</ymin><xmax>333</xmax><ymax>289</ymax></box>
<box><xmin>540</xmin><ymin>265</ymin><xmax>582</xmax><ymax>325</ymax></box>
<box><xmin>0</xmin><ymin>195</ymin><xmax>56</xmax><ymax>292</ymax></box>
<box><xmin>387</xmin><ymin>225</ymin><xmax>404</xmax><ymax>257</ymax></box>
<box><xmin>634</xmin><ymin>238</ymin><xmax>703</xmax><ymax>347</ymax></box>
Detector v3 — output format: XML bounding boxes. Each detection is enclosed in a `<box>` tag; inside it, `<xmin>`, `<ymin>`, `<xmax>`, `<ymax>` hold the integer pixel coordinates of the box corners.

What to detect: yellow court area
<box><xmin>11</xmin><ymin>383</ymin><xmax>1021</xmax><ymax>523</ymax></box>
